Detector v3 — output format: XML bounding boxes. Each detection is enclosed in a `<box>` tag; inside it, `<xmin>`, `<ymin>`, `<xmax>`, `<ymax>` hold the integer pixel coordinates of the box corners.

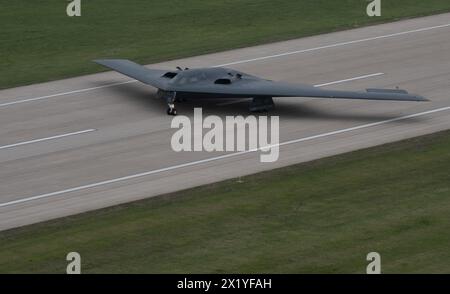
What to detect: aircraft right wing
<box><xmin>174</xmin><ymin>79</ymin><xmax>428</xmax><ymax>102</ymax></box>
<box><xmin>93</xmin><ymin>59</ymin><xmax>170</xmax><ymax>90</ymax></box>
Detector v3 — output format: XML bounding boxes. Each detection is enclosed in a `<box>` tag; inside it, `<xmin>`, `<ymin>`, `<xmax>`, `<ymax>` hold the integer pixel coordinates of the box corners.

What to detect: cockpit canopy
<box><xmin>161</xmin><ymin>67</ymin><xmax>245</xmax><ymax>85</ymax></box>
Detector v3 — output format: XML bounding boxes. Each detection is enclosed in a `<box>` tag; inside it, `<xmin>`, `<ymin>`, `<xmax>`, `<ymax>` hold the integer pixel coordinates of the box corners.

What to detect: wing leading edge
<box><xmin>93</xmin><ymin>59</ymin><xmax>170</xmax><ymax>90</ymax></box>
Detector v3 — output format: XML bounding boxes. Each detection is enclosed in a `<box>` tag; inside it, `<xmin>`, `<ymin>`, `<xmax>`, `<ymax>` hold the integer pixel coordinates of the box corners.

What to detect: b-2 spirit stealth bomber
<box><xmin>94</xmin><ymin>59</ymin><xmax>427</xmax><ymax>116</ymax></box>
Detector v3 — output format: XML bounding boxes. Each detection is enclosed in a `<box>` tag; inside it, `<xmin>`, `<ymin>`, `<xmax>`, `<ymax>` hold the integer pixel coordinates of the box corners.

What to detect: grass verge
<box><xmin>1</xmin><ymin>0</ymin><xmax>450</xmax><ymax>89</ymax></box>
<box><xmin>1</xmin><ymin>130</ymin><xmax>449</xmax><ymax>273</ymax></box>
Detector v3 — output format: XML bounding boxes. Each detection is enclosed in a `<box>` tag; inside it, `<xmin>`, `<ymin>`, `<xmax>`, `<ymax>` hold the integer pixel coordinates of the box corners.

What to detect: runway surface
<box><xmin>1</xmin><ymin>13</ymin><xmax>449</xmax><ymax>231</ymax></box>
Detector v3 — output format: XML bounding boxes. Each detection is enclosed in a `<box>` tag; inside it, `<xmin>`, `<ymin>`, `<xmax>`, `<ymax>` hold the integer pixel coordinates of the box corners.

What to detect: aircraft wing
<box><xmin>93</xmin><ymin>59</ymin><xmax>171</xmax><ymax>90</ymax></box>
<box><xmin>173</xmin><ymin>79</ymin><xmax>427</xmax><ymax>102</ymax></box>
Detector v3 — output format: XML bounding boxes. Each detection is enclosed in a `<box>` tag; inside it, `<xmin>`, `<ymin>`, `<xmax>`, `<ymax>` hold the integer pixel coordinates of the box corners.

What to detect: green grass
<box><xmin>1</xmin><ymin>130</ymin><xmax>449</xmax><ymax>273</ymax></box>
<box><xmin>1</xmin><ymin>0</ymin><xmax>449</xmax><ymax>89</ymax></box>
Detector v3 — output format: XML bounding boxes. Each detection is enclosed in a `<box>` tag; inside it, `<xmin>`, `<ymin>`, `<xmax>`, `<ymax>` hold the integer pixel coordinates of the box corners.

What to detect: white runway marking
<box><xmin>216</xmin><ymin>23</ymin><xmax>450</xmax><ymax>67</ymax></box>
<box><xmin>1</xmin><ymin>105</ymin><xmax>449</xmax><ymax>208</ymax></box>
<box><xmin>0</xmin><ymin>129</ymin><xmax>96</xmax><ymax>151</ymax></box>
<box><xmin>313</xmin><ymin>72</ymin><xmax>385</xmax><ymax>87</ymax></box>
<box><xmin>216</xmin><ymin>72</ymin><xmax>385</xmax><ymax>106</ymax></box>
<box><xmin>0</xmin><ymin>81</ymin><xmax>136</xmax><ymax>108</ymax></box>
<box><xmin>0</xmin><ymin>23</ymin><xmax>448</xmax><ymax>108</ymax></box>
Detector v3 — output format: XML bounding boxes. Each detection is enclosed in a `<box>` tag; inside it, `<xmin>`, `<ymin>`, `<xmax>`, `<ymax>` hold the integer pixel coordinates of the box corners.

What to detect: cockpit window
<box><xmin>188</xmin><ymin>76</ymin><xmax>199</xmax><ymax>83</ymax></box>
<box><xmin>162</xmin><ymin>72</ymin><xmax>178</xmax><ymax>79</ymax></box>
<box><xmin>175</xmin><ymin>71</ymin><xmax>208</xmax><ymax>84</ymax></box>
<box><xmin>173</xmin><ymin>69</ymin><xmax>243</xmax><ymax>85</ymax></box>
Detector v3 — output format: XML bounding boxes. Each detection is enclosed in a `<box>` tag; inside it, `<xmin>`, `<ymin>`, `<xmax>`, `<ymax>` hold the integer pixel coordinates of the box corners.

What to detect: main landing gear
<box><xmin>249</xmin><ymin>96</ymin><xmax>275</xmax><ymax>112</ymax></box>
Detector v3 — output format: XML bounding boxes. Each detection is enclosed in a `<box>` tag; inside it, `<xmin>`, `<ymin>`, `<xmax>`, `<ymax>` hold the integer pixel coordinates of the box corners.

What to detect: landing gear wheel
<box><xmin>167</xmin><ymin>107</ymin><xmax>177</xmax><ymax>116</ymax></box>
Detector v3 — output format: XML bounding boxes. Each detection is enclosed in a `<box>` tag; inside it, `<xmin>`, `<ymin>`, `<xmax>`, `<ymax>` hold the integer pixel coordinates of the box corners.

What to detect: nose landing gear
<box><xmin>167</xmin><ymin>103</ymin><xmax>177</xmax><ymax>116</ymax></box>
<box><xmin>159</xmin><ymin>90</ymin><xmax>178</xmax><ymax>116</ymax></box>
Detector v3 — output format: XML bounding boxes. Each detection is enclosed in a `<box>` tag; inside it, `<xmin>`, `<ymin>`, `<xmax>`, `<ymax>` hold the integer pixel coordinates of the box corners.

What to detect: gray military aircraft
<box><xmin>94</xmin><ymin>59</ymin><xmax>427</xmax><ymax>115</ymax></box>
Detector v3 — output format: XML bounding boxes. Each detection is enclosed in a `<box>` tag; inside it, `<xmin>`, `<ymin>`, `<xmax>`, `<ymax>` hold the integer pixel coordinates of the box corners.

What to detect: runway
<box><xmin>1</xmin><ymin>13</ymin><xmax>449</xmax><ymax>231</ymax></box>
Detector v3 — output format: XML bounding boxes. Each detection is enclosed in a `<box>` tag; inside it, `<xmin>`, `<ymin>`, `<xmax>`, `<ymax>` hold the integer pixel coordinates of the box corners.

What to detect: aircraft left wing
<box><xmin>93</xmin><ymin>59</ymin><xmax>170</xmax><ymax>90</ymax></box>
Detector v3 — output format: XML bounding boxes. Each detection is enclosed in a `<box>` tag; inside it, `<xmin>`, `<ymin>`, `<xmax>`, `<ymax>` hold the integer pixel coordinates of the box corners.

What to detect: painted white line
<box><xmin>1</xmin><ymin>23</ymin><xmax>448</xmax><ymax>108</ymax></box>
<box><xmin>313</xmin><ymin>72</ymin><xmax>384</xmax><ymax>87</ymax></box>
<box><xmin>1</xmin><ymin>105</ymin><xmax>449</xmax><ymax>208</ymax></box>
<box><xmin>0</xmin><ymin>129</ymin><xmax>96</xmax><ymax>151</ymax></box>
<box><xmin>216</xmin><ymin>72</ymin><xmax>385</xmax><ymax>106</ymax></box>
<box><xmin>274</xmin><ymin>106</ymin><xmax>450</xmax><ymax>148</ymax></box>
<box><xmin>216</xmin><ymin>23</ymin><xmax>450</xmax><ymax>67</ymax></box>
<box><xmin>0</xmin><ymin>81</ymin><xmax>136</xmax><ymax>107</ymax></box>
